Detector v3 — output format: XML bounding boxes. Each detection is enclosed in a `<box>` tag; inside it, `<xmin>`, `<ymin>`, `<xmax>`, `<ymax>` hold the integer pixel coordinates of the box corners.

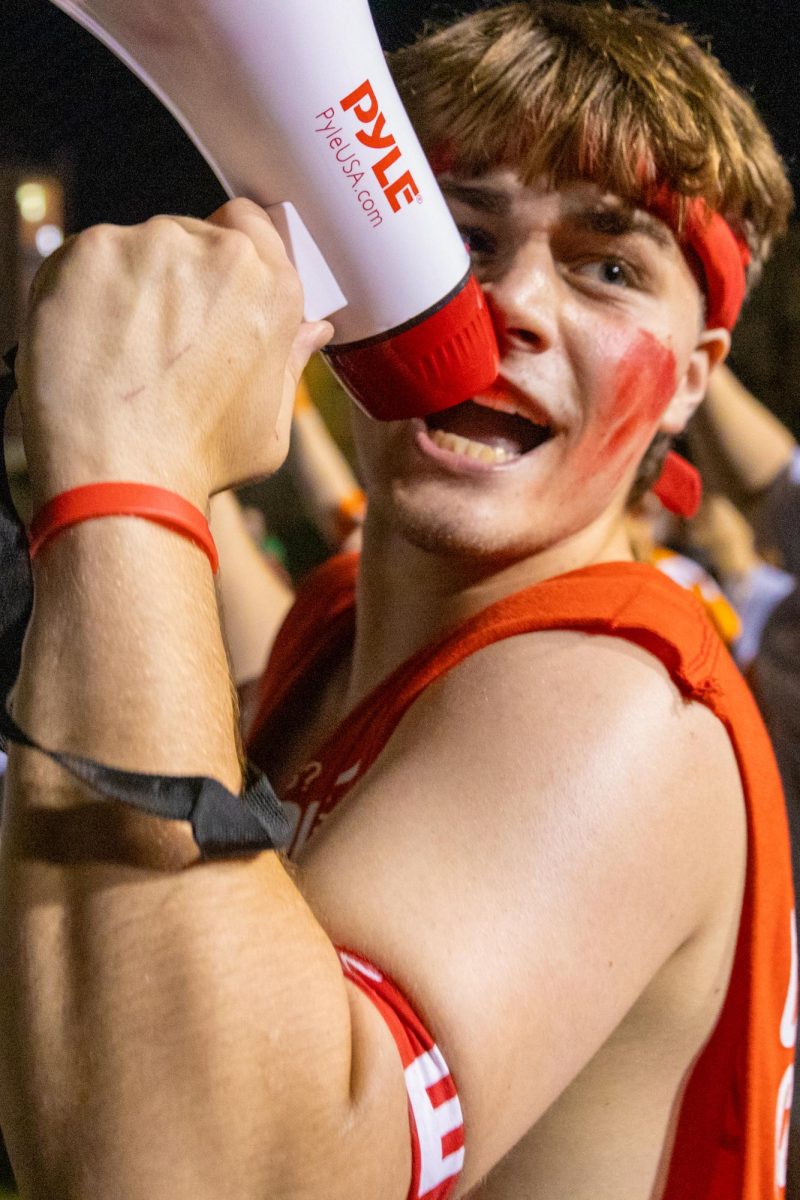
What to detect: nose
<box><xmin>482</xmin><ymin>246</ymin><xmax>558</xmax><ymax>355</ymax></box>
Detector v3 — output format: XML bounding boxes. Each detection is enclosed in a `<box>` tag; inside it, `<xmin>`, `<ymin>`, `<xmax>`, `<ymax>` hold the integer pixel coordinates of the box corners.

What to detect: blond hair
<box><xmin>389</xmin><ymin>2</ymin><xmax>793</xmax><ymax>272</ymax></box>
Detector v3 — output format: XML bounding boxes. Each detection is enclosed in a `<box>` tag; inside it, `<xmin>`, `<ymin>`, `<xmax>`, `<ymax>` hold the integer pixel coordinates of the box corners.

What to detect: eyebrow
<box><xmin>568</xmin><ymin>206</ymin><xmax>674</xmax><ymax>250</ymax></box>
<box><xmin>440</xmin><ymin>182</ymin><xmax>676</xmax><ymax>250</ymax></box>
<box><xmin>438</xmin><ymin>182</ymin><xmax>513</xmax><ymax>215</ymax></box>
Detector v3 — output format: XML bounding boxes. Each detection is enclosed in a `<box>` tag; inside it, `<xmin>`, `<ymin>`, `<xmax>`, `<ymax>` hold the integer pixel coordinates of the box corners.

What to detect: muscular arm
<box><xmin>0</xmin><ymin>202</ymin><xmax>408</xmax><ymax>1200</ymax></box>
<box><xmin>0</xmin><ymin>510</ymin><xmax>408</xmax><ymax>1200</ymax></box>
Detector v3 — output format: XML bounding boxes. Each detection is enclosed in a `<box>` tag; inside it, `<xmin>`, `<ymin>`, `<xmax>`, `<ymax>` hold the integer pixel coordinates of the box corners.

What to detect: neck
<box><xmin>345</xmin><ymin>504</ymin><xmax>634</xmax><ymax>712</ymax></box>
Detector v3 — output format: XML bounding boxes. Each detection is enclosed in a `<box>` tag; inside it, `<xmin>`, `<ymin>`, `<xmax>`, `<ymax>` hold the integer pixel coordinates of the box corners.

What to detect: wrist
<box><xmin>16</xmin><ymin>518</ymin><xmax>240</xmax><ymax>793</ymax></box>
<box><xmin>25</xmin><ymin>449</ymin><xmax>213</xmax><ymax>518</ymax></box>
<box><xmin>18</xmin><ymin>401</ymin><xmax>212</xmax><ymax>516</ymax></box>
<box><xmin>28</xmin><ymin>482</ymin><xmax>219</xmax><ymax>574</ymax></box>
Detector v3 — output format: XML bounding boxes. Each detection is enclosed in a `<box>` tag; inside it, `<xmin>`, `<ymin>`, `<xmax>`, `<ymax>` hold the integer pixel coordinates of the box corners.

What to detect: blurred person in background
<box><xmin>210</xmin><ymin>378</ymin><xmax>365</xmax><ymax>730</ymax></box>
<box><xmin>689</xmin><ymin>361</ymin><xmax>800</xmax><ymax>1190</ymax></box>
<box><xmin>687</xmin><ymin>363</ymin><xmax>800</xmax><ymax>789</ymax></box>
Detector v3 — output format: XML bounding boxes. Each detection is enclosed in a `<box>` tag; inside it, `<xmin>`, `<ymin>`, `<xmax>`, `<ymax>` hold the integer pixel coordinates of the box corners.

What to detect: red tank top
<box><xmin>247</xmin><ymin>554</ymin><xmax>796</xmax><ymax>1199</ymax></box>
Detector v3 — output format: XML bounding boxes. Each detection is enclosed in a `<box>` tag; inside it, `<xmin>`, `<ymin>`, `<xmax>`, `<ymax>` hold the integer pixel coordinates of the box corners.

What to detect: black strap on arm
<box><xmin>0</xmin><ymin>347</ymin><xmax>289</xmax><ymax>858</ymax></box>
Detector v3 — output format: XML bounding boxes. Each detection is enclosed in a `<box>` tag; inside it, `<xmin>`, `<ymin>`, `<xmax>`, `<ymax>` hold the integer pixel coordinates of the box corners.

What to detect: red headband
<box><xmin>645</xmin><ymin>187</ymin><xmax>751</xmax><ymax>332</ymax></box>
<box><xmin>431</xmin><ymin>148</ymin><xmax>751</xmax><ymax>332</ymax></box>
<box><xmin>647</xmin><ymin>187</ymin><xmax>751</xmax><ymax>516</ymax></box>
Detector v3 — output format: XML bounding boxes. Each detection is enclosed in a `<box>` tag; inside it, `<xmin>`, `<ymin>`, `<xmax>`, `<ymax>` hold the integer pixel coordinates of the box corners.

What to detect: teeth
<box><xmin>481</xmin><ymin>397</ymin><xmax>519</xmax><ymax>417</ymax></box>
<box><xmin>429</xmin><ymin>428</ymin><xmax>514</xmax><ymax>463</ymax></box>
<box><xmin>476</xmin><ymin>395</ymin><xmax>550</xmax><ymax>428</ymax></box>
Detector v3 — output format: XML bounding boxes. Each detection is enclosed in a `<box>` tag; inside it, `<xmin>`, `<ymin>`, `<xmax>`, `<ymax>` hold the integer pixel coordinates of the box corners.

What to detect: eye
<box><xmin>572</xmin><ymin>257</ymin><xmax>636</xmax><ymax>288</ymax></box>
<box><xmin>458</xmin><ymin>225</ymin><xmax>497</xmax><ymax>259</ymax></box>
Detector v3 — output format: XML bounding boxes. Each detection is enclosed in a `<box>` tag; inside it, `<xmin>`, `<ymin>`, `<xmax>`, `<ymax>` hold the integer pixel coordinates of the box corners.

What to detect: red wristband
<box><xmin>28</xmin><ymin>482</ymin><xmax>219</xmax><ymax>574</ymax></box>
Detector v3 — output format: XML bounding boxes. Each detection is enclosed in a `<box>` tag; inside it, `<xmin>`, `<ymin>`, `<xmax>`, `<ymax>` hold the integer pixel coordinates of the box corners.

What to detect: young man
<box><xmin>0</xmin><ymin>4</ymin><xmax>795</xmax><ymax>1199</ymax></box>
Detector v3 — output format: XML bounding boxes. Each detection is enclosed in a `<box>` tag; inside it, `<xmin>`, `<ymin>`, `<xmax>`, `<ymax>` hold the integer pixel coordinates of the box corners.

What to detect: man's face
<box><xmin>353</xmin><ymin>170</ymin><xmax>713</xmax><ymax>564</ymax></box>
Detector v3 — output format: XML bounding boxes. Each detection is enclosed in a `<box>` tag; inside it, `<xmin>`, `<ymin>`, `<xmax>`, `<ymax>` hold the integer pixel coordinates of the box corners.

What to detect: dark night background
<box><xmin>2</xmin><ymin>0</ymin><xmax>799</xmax><ymax>232</ymax></box>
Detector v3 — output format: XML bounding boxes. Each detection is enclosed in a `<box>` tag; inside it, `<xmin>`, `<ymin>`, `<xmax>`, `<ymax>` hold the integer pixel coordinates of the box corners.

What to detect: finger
<box><xmin>206</xmin><ymin>197</ymin><xmax>287</xmax><ymax>265</ymax></box>
<box><xmin>25</xmin><ymin>229</ymin><xmax>81</xmax><ymax>308</ymax></box>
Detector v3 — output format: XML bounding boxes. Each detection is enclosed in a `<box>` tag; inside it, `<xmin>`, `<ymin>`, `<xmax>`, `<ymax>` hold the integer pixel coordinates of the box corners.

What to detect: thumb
<box><xmin>285</xmin><ymin>320</ymin><xmax>334</xmax><ymax>389</ymax></box>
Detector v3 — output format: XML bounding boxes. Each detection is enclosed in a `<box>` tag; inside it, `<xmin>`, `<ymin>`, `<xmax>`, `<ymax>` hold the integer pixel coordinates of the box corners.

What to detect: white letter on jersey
<box><xmin>404</xmin><ymin>1047</ymin><xmax>465</xmax><ymax>1197</ymax></box>
<box><xmin>776</xmin><ymin>1064</ymin><xmax>794</xmax><ymax>1192</ymax></box>
<box><xmin>775</xmin><ymin>911</ymin><xmax>798</xmax><ymax>1193</ymax></box>
<box><xmin>780</xmin><ymin>910</ymin><xmax>798</xmax><ymax>1050</ymax></box>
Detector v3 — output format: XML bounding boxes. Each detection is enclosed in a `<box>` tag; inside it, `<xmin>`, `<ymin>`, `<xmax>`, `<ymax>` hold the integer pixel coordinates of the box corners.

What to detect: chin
<box><xmin>387</xmin><ymin>487</ymin><xmax>557</xmax><ymax>565</ymax></box>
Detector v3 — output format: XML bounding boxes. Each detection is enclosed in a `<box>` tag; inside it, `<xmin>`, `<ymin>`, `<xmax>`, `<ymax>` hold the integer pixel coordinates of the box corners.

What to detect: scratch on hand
<box><xmin>119</xmin><ymin>343</ymin><xmax>193</xmax><ymax>403</ymax></box>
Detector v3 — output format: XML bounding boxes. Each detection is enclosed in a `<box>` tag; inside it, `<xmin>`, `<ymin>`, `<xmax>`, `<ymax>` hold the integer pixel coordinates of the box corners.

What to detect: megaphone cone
<box><xmin>50</xmin><ymin>0</ymin><xmax>500</xmax><ymax>419</ymax></box>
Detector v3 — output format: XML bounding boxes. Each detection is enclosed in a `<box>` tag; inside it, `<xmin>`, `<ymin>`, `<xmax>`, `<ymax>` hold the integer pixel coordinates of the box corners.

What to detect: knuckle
<box><xmin>207</xmin><ymin>225</ymin><xmax>261</xmax><ymax>283</ymax></box>
<box><xmin>225</xmin><ymin>196</ymin><xmax>260</xmax><ymax>222</ymax></box>
<box><xmin>219</xmin><ymin>225</ymin><xmax>258</xmax><ymax>264</ymax></box>
<box><xmin>71</xmin><ymin>222</ymin><xmax>120</xmax><ymax>257</ymax></box>
<box><xmin>142</xmin><ymin>213</ymin><xmax>185</xmax><ymax>247</ymax></box>
<box><xmin>27</xmin><ymin>224</ymin><xmax>116</xmax><ymax>307</ymax></box>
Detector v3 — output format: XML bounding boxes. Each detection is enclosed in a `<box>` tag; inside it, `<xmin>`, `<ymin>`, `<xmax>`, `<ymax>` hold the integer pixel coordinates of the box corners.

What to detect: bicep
<box><xmin>296</xmin><ymin>631</ymin><xmax>745</xmax><ymax>1189</ymax></box>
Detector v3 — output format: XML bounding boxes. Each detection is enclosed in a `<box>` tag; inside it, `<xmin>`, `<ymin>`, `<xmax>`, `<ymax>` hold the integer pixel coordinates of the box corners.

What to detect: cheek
<box><xmin>351</xmin><ymin>409</ymin><xmax>404</xmax><ymax>488</ymax></box>
<box><xmin>599</xmin><ymin>329</ymin><xmax>677</xmax><ymax>459</ymax></box>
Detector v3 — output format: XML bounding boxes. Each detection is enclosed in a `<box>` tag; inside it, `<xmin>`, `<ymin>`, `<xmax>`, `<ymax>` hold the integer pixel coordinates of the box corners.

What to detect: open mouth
<box><xmin>423</xmin><ymin>398</ymin><xmax>554</xmax><ymax>464</ymax></box>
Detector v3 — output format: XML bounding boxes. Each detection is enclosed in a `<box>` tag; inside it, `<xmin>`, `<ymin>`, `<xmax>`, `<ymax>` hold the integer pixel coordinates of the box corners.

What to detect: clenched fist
<box><xmin>16</xmin><ymin>198</ymin><xmax>333</xmax><ymax>510</ymax></box>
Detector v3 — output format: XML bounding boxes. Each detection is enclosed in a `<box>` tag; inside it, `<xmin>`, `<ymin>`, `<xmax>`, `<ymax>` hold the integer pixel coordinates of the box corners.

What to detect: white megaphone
<box><xmin>49</xmin><ymin>0</ymin><xmax>500</xmax><ymax>421</ymax></box>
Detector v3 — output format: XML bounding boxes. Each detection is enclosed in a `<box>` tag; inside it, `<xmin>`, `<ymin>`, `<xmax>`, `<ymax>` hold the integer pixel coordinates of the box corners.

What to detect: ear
<box><xmin>658</xmin><ymin>327</ymin><xmax>731</xmax><ymax>435</ymax></box>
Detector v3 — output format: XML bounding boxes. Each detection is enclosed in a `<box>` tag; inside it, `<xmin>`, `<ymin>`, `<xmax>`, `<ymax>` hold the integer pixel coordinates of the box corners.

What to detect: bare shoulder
<box><xmin>445</xmin><ymin>627</ymin><xmax>740</xmax><ymax>905</ymax></box>
<box><xmin>391</xmin><ymin>625</ymin><xmax>743</xmax><ymax>857</ymax></box>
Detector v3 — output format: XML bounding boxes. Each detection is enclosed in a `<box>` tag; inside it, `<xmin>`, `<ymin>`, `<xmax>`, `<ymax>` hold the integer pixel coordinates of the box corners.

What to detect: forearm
<box><xmin>210</xmin><ymin>489</ymin><xmax>294</xmax><ymax>688</ymax></box>
<box><xmin>290</xmin><ymin>399</ymin><xmax>364</xmax><ymax>549</ymax></box>
<box><xmin>688</xmin><ymin>364</ymin><xmax>796</xmax><ymax>501</ymax></box>
<box><xmin>0</xmin><ymin>521</ymin><xmax>379</xmax><ymax>1198</ymax></box>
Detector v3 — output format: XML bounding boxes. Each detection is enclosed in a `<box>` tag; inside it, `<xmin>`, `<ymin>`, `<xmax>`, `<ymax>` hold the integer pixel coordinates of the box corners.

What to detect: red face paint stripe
<box><xmin>607</xmin><ymin>331</ymin><xmax>678</xmax><ymax>455</ymax></box>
